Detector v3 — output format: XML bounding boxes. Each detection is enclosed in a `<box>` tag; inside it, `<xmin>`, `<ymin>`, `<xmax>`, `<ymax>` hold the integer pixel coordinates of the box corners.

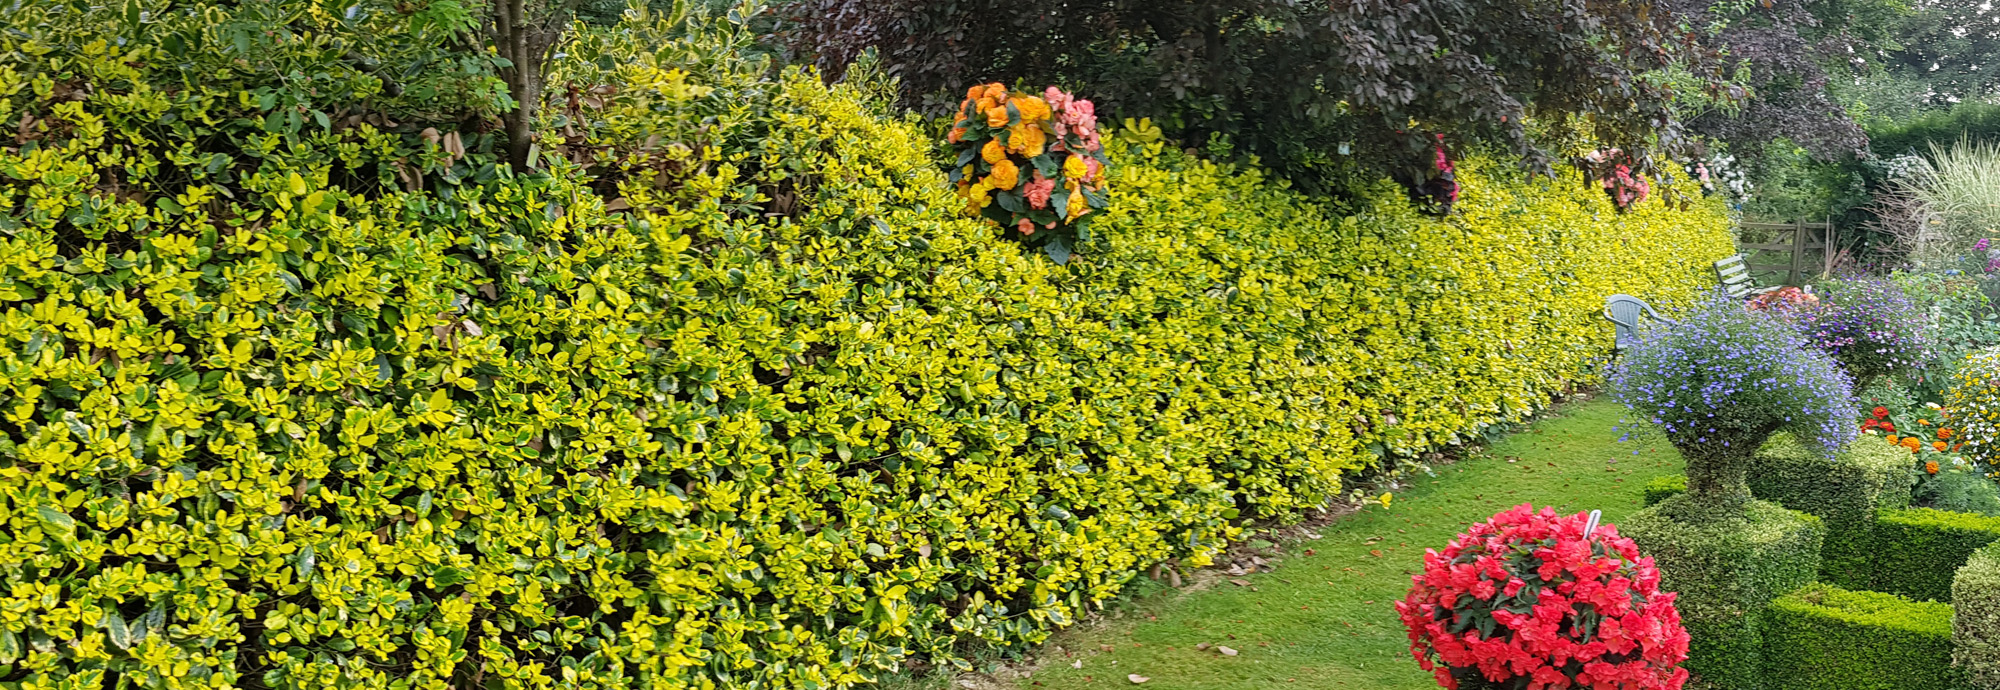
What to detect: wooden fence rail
<box><xmin>1739</xmin><ymin>220</ymin><xmax>1833</xmax><ymax>287</ymax></box>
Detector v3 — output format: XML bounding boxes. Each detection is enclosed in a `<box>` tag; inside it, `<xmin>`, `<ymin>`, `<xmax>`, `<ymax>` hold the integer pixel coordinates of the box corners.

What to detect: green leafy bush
<box><xmin>1761</xmin><ymin>583</ymin><xmax>1961</xmax><ymax>690</ymax></box>
<box><xmin>1914</xmin><ymin>460</ymin><xmax>2000</xmax><ymax>516</ymax></box>
<box><xmin>1621</xmin><ymin>499</ymin><xmax>1824</xmax><ymax>688</ymax></box>
<box><xmin>0</xmin><ymin>6</ymin><xmax>1736</xmax><ymax>689</ymax></box>
<box><xmin>1645</xmin><ymin>475</ymin><xmax>1688</xmax><ymax>507</ymax></box>
<box><xmin>1953</xmin><ymin>542</ymin><xmax>2000</xmax><ymax>689</ymax></box>
<box><xmin>1870</xmin><ymin>508</ymin><xmax>2000</xmax><ymax>601</ymax></box>
<box><xmin>1749</xmin><ymin>434</ymin><xmax>1912</xmax><ymax>587</ymax></box>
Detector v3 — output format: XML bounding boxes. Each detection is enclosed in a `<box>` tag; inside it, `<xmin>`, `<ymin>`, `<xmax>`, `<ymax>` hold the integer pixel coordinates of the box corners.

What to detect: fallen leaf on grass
<box><xmin>1072</xmin><ymin>660</ymin><xmax>1083</xmax><ymax>669</ymax></box>
<box><xmin>1218</xmin><ymin>646</ymin><xmax>1239</xmax><ymax>656</ymax></box>
<box><xmin>1195</xmin><ymin>642</ymin><xmax>1211</xmax><ymax>651</ymax></box>
<box><xmin>1369</xmin><ymin>550</ymin><xmax>1383</xmax><ymax>558</ymax></box>
<box><xmin>1128</xmin><ymin>675</ymin><xmax>1150</xmax><ymax>684</ymax></box>
<box><xmin>1230</xmin><ymin>579</ymin><xmax>1253</xmax><ymax>587</ymax></box>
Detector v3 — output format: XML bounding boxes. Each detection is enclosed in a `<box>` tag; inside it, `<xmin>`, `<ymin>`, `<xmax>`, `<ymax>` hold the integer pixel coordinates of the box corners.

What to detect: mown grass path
<box><xmin>1001</xmin><ymin>398</ymin><xmax>1683</xmax><ymax>690</ymax></box>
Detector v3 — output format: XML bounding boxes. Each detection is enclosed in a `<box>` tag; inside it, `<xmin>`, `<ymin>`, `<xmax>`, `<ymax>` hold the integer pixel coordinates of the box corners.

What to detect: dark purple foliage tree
<box><xmin>773</xmin><ymin>0</ymin><xmax>1735</xmax><ymax>192</ymax></box>
<box><xmin>1661</xmin><ymin>0</ymin><xmax>1904</xmax><ymax>161</ymax></box>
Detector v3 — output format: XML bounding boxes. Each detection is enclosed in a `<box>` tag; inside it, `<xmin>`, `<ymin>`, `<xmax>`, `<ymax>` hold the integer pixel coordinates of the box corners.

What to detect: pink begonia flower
<box><xmin>1043</xmin><ymin>86</ymin><xmax>1071</xmax><ymax>113</ymax></box>
<box><xmin>1024</xmin><ymin>174</ymin><xmax>1056</xmax><ymax>209</ymax></box>
<box><xmin>1063</xmin><ymin>99</ymin><xmax>1093</xmax><ymax>125</ymax></box>
<box><xmin>1084</xmin><ymin>157</ymin><xmax>1102</xmax><ymax>181</ymax></box>
<box><xmin>1016</xmin><ymin>218</ymin><xmax>1036</xmax><ymax>236</ymax></box>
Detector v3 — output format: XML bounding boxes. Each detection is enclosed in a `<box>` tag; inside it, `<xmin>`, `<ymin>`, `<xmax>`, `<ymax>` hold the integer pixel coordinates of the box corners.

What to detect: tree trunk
<box><xmin>490</xmin><ymin>0</ymin><xmax>573</xmax><ymax>171</ymax></box>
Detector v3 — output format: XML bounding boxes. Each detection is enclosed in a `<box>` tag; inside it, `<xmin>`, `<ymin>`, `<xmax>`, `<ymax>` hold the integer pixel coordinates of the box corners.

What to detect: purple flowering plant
<box><xmin>1792</xmin><ymin>277</ymin><xmax>1935</xmax><ymax>384</ymax></box>
<box><xmin>1613</xmin><ymin>297</ymin><xmax>1858</xmax><ymax>514</ymax></box>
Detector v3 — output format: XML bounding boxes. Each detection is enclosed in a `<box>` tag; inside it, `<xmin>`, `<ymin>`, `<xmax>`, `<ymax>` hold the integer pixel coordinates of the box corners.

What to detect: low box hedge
<box><xmin>1762</xmin><ymin>583</ymin><xmax>1961</xmax><ymax>690</ymax></box>
<box><xmin>1749</xmin><ymin>434</ymin><xmax>1911</xmax><ymax>587</ymax></box>
<box><xmin>1955</xmin><ymin>542</ymin><xmax>2000</xmax><ymax>688</ymax></box>
<box><xmin>1622</xmin><ymin>496</ymin><xmax>1824</xmax><ymax>689</ymax></box>
<box><xmin>1643</xmin><ymin>435</ymin><xmax>1912</xmax><ymax>587</ymax></box>
<box><xmin>1871</xmin><ymin>507</ymin><xmax>2000</xmax><ymax>601</ymax></box>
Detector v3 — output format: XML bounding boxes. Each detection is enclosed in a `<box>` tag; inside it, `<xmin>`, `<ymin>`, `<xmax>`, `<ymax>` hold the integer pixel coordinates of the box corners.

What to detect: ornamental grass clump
<box><xmin>1397</xmin><ymin>504</ymin><xmax>1692</xmax><ymax>690</ymax></box>
<box><xmin>1613</xmin><ymin>298</ymin><xmax>1858</xmax><ymax>514</ymax></box>
<box><xmin>1792</xmin><ymin>277</ymin><xmax>1934</xmax><ymax>384</ymax></box>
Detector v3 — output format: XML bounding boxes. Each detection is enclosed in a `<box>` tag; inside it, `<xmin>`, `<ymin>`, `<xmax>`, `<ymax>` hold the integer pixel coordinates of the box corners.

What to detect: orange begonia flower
<box><xmin>982</xmin><ymin>139</ymin><xmax>1007</xmax><ymax>165</ymax></box>
<box><xmin>986</xmin><ymin>106</ymin><xmax>1011</xmax><ymax>128</ymax></box>
<box><xmin>1007</xmin><ymin>124</ymin><xmax>1047</xmax><ymax>157</ymax></box>
<box><xmin>967</xmin><ymin>84</ymin><xmax>985</xmax><ymax>101</ymax></box>
<box><xmin>985</xmin><ymin>159</ymin><xmax>1020</xmax><ymax>190</ymax></box>
<box><xmin>1011</xmin><ymin>96</ymin><xmax>1052</xmax><ymax>123</ymax></box>
<box><xmin>1063</xmin><ymin>154</ymin><xmax>1088</xmax><ymax>180</ymax></box>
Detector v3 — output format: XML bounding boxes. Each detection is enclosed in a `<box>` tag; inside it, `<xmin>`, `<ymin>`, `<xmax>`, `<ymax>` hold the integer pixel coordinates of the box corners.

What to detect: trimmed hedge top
<box><xmin>0</xmin><ymin>6</ymin><xmax>1735</xmax><ymax>688</ymax></box>
<box><xmin>1772</xmin><ymin>583</ymin><xmax>1955</xmax><ymax>636</ymax></box>
<box><xmin>1954</xmin><ymin>543</ymin><xmax>2000</xmax><ymax>688</ymax></box>
<box><xmin>1762</xmin><ymin>584</ymin><xmax>1959</xmax><ymax>690</ymax></box>
<box><xmin>1872</xmin><ymin>508</ymin><xmax>2000</xmax><ymax>602</ymax></box>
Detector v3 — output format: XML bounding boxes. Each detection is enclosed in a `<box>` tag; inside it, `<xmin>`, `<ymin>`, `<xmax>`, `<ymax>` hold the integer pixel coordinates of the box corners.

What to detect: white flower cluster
<box><xmin>1696</xmin><ymin>153</ymin><xmax>1752</xmax><ymax>204</ymax></box>
<box><xmin>1882</xmin><ymin>154</ymin><xmax>1930</xmax><ymax>183</ymax></box>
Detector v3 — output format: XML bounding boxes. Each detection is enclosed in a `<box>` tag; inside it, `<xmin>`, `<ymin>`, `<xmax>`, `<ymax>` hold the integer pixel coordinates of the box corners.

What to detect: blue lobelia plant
<box><xmin>1614</xmin><ymin>296</ymin><xmax>1860</xmax><ymax>517</ymax></box>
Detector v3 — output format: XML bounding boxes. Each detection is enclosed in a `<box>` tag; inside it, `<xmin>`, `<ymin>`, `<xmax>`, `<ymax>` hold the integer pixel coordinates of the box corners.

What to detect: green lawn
<box><xmin>984</xmin><ymin>397</ymin><xmax>1684</xmax><ymax>690</ymax></box>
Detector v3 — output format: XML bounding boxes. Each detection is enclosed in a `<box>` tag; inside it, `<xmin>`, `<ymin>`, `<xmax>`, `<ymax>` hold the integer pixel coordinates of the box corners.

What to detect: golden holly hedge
<box><xmin>0</xmin><ymin>5</ymin><xmax>1732</xmax><ymax>689</ymax></box>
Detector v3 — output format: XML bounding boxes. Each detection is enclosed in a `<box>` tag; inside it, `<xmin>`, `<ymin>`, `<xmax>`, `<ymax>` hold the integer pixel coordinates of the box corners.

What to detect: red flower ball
<box><xmin>1396</xmin><ymin>504</ymin><xmax>1690</xmax><ymax>690</ymax></box>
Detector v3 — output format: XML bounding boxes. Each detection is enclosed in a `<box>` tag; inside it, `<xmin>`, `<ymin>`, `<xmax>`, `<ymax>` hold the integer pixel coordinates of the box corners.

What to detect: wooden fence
<box><xmin>1739</xmin><ymin>220</ymin><xmax>1834</xmax><ymax>287</ymax></box>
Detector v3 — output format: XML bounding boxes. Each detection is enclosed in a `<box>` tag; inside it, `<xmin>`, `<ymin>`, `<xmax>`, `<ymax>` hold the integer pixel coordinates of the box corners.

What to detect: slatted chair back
<box><xmin>1715</xmin><ymin>254</ymin><xmax>1759</xmax><ymax>299</ymax></box>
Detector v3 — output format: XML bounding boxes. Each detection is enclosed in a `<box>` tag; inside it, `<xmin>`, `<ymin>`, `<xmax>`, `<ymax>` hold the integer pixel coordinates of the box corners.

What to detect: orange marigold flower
<box><xmin>1939</xmin><ymin>428</ymin><xmax>1955</xmax><ymax>440</ymax></box>
<box><xmin>1886</xmin><ymin>434</ymin><xmax>1900</xmax><ymax>444</ymax></box>
<box><xmin>1903</xmin><ymin>437</ymin><xmax>1923</xmax><ymax>452</ymax></box>
<box><xmin>985</xmin><ymin>159</ymin><xmax>1020</xmax><ymax>190</ymax></box>
<box><xmin>1920</xmin><ymin>419</ymin><xmax>1933</xmax><ymax>426</ymax></box>
<box><xmin>982</xmin><ymin>139</ymin><xmax>1007</xmax><ymax>165</ymax></box>
<box><xmin>986</xmin><ymin>105</ymin><xmax>1011</xmax><ymax>128</ymax></box>
<box><xmin>1935</xmin><ymin>441</ymin><xmax>1949</xmax><ymax>452</ymax></box>
<box><xmin>1927</xmin><ymin>460</ymin><xmax>1941</xmax><ymax>474</ymax></box>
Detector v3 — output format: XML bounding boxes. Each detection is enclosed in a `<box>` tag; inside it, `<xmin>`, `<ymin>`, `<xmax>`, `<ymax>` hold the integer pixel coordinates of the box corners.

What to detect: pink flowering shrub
<box><xmin>1584</xmin><ymin>149</ymin><xmax>1650</xmax><ymax>211</ymax></box>
<box><xmin>1396</xmin><ymin>505</ymin><xmax>1691</xmax><ymax>690</ymax></box>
